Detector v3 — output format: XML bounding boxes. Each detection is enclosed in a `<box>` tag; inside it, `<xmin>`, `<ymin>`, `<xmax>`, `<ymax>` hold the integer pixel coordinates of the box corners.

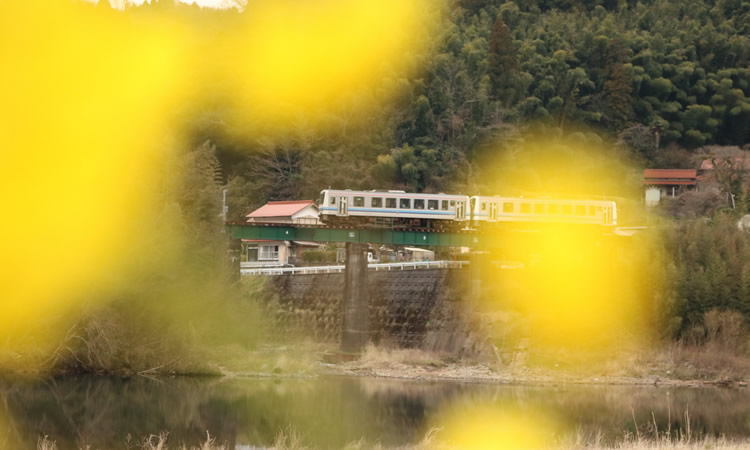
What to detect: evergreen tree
<box><xmin>602</xmin><ymin>39</ymin><xmax>633</xmax><ymax>129</ymax></box>
<box><xmin>488</xmin><ymin>17</ymin><xmax>518</xmax><ymax>105</ymax></box>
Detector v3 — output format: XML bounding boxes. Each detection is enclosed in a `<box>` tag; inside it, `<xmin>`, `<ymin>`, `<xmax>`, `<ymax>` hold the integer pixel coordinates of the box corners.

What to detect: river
<box><xmin>1</xmin><ymin>375</ymin><xmax>748</xmax><ymax>448</ymax></box>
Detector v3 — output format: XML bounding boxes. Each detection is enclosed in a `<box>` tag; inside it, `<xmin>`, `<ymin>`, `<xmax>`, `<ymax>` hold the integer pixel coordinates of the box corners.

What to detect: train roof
<box><xmin>470</xmin><ymin>195</ymin><xmax>616</xmax><ymax>204</ymax></box>
<box><xmin>323</xmin><ymin>189</ymin><xmax>468</xmax><ymax>198</ymax></box>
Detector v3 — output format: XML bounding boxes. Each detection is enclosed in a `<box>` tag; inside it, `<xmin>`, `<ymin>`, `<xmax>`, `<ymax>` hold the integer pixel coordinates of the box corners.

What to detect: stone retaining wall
<box><xmin>266</xmin><ymin>269</ymin><xmax>482</xmax><ymax>354</ymax></box>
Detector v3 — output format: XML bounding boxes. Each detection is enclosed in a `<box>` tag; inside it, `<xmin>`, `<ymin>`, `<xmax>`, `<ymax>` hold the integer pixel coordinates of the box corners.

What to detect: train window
<box><xmin>534</xmin><ymin>203</ymin><xmax>545</xmax><ymax>214</ymax></box>
<box><xmin>330</xmin><ymin>196</ymin><xmax>336</xmax><ymax>205</ymax></box>
<box><xmin>450</xmin><ymin>200</ymin><xmax>455</xmax><ymax>207</ymax></box>
<box><xmin>520</xmin><ymin>203</ymin><xmax>531</xmax><ymax>213</ymax></box>
<box><xmin>386</xmin><ymin>198</ymin><xmax>397</xmax><ymax>208</ymax></box>
<box><xmin>503</xmin><ymin>202</ymin><xmax>514</xmax><ymax>213</ymax></box>
<box><xmin>441</xmin><ymin>200</ymin><xmax>449</xmax><ymax>210</ymax></box>
<box><xmin>428</xmin><ymin>200</ymin><xmax>438</xmax><ymax>210</ymax></box>
<box><xmin>414</xmin><ymin>199</ymin><xmax>425</xmax><ymax>209</ymax></box>
<box><xmin>481</xmin><ymin>202</ymin><xmax>487</xmax><ymax>211</ymax></box>
<box><xmin>399</xmin><ymin>198</ymin><xmax>411</xmax><ymax>209</ymax></box>
<box><xmin>576</xmin><ymin>205</ymin><xmax>586</xmax><ymax>215</ymax></box>
<box><xmin>548</xmin><ymin>203</ymin><xmax>559</xmax><ymax>214</ymax></box>
<box><xmin>588</xmin><ymin>205</ymin><xmax>596</xmax><ymax>216</ymax></box>
<box><xmin>371</xmin><ymin>198</ymin><xmax>383</xmax><ymax>208</ymax></box>
<box><xmin>562</xmin><ymin>204</ymin><xmax>572</xmax><ymax>215</ymax></box>
<box><xmin>353</xmin><ymin>196</ymin><xmax>365</xmax><ymax>207</ymax></box>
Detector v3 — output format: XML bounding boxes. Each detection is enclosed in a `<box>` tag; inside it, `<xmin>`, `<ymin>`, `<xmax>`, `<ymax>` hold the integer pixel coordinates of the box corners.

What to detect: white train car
<box><xmin>319</xmin><ymin>189</ymin><xmax>470</xmax><ymax>228</ymax></box>
<box><xmin>470</xmin><ymin>196</ymin><xmax>617</xmax><ymax>226</ymax></box>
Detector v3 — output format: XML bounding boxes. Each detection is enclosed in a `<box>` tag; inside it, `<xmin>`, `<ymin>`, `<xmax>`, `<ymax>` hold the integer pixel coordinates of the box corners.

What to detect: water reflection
<box><xmin>1</xmin><ymin>375</ymin><xmax>749</xmax><ymax>448</ymax></box>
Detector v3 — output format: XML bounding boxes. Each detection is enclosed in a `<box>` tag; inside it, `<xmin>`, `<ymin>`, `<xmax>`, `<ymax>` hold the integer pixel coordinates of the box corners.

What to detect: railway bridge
<box><xmin>229</xmin><ymin>223</ymin><xmax>638</xmax><ymax>353</ymax></box>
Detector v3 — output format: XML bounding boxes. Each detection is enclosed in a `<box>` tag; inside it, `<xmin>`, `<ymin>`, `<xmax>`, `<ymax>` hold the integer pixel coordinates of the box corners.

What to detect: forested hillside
<box><xmin>174</xmin><ymin>0</ymin><xmax>750</xmax><ymax>218</ymax></box>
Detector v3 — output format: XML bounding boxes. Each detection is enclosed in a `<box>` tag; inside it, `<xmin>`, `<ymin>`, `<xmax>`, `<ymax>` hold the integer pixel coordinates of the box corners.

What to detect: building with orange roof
<box><xmin>242</xmin><ymin>200</ymin><xmax>320</xmax><ymax>267</ymax></box>
<box><xmin>246</xmin><ymin>200</ymin><xmax>320</xmax><ymax>225</ymax></box>
<box><xmin>643</xmin><ymin>169</ymin><xmax>697</xmax><ymax>205</ymax></box>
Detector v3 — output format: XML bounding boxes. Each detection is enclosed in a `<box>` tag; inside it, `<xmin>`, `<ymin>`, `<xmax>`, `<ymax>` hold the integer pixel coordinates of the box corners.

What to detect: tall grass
<box><xmin>36</xmin><ymin>425</ymin><xmax>749</xmax><ymax>450</ymax></box>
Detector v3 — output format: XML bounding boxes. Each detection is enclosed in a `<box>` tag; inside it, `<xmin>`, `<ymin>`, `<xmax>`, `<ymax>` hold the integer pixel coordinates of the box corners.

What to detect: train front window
<box><xmin>441</xmin><ymin>200</ymin><xmax>449</xmax><ymax>210</ymax></box>
<box><xmin>562</xmin><ymin>204</ymin><xmax>572</xmax><ymax>215</ymax></box>
<box><xmin>503</xmin><ymin>202</ymin><xmax>514</xmax><ymax>213</ymax></box>
<box><xmin>576</xmin><ymin>205</ymin><xmax>586</xmax><ymax>215</ymax></box>
<box><xmin>371</xmin><ymin>198</ymin><xmax>383</xmax><ymax>208</ymax></box>
<box><xmin>414</xmin><ymin>199</ymin><xmax>425</xmax><ymax>209</ymax></box>
<box><xmin>353</xmin><ymin>196</ymin><xmax>365</xmax><ymax>207</ymax></box>
<box><xmin>428</xmin><ymin>200</ymin><xmax>438</xmax><ymax>210</ymax></box>
<box><xmin>330</xmin><ymin>196</ymin><xmax>336</xmax><ymax>205</ymax></box>
<box><xmin>320</xmin><ymin>192</ymin><xmax>325</xmax><ymax>205</ymax></box>
<box><xmin>386</xmin><ymin>198</ymin><xmax>397</xmax><ymax>208</ymax></box>
<box><xmin>520</xmin><ymin>203</ymin><xmax>531</xmax><ymax>213</ymax></box>
<box><xmin>534</xmin><ymin>203</ymin><xmax>545</xmax><ymax>214</ymax></box>
<box><xmin>399</xmin><ymin>198</ymin><xmax>411</xmax><ymax>209</ymax></box>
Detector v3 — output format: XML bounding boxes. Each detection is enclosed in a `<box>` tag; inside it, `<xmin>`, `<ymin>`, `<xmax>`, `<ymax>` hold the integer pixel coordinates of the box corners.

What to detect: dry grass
<box><xmin>38</xmin><ymin>432</ymin><xmax>227</xmax><ymax>450</ymax></box>
<box><xmin>210</xmin><ymin>341</ymin><xmax>327</xmax><ymax>376</ymax></box>
<box><xmin>36</xmin><ymin>428</ymin><xmax>750</xmax><ymax>450</ymax></box>
<box><xmin>358</xmin><ymin>343</ymin><xmax>451</xmax><ymax>368</ymax></box>
<box><xmin>37</xmin><ymin>436</ymin><xmax>56</xmax><ymax>450</ymax></box>
<box><xmin>272</xmin><ymin>428</ymin><xmax>309</xmax><ymax>449</ymax></box>
<box><xmin>138</xmin><ymin>432</ymin><xmax>227</xmax><ymax>450</ymax></box>
<box><xmin>272</xmin><ymin>427</ymin><xmax>441</xmax><ymax>450</ymax></box>
<box><xmin>559</xmin><ymin>439</ymin><xmax>748</xmax><ymax>449</ymax></box>
<box><xmin>666</xmin><ymin>343</ymin><xmax>750</xmax><ymax>382</ymax></box>
<box><xmin>556</xmin><ymin>432</ymin><xmax>747</xmax><ymax>449</ymax></box>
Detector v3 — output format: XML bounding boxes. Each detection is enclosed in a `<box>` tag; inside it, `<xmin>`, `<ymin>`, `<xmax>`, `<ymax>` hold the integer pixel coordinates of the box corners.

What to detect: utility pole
<box><xmin>222</xmin><ymin>188</ymin><xmax>228</xmax><ymax>222</ymax></box>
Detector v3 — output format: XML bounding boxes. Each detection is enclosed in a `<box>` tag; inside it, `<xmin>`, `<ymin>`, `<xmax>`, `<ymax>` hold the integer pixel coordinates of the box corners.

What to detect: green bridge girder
<box><xmin>230</xmin><ymin>224</ymin><xmax>483</xmax><ymax>247</ymax></box>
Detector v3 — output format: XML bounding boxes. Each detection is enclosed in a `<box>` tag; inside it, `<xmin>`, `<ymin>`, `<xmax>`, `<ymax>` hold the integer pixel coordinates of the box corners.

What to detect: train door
<box><xmin>604</xmin><ymin>207</ymin><xmax>612</xmax><ymax>225</ymax></box>
<box><xmin>337</xmin><ymin>196</ymin><xmax>348</xmax><ymax>216</ymax></box>
<box><xmin>489</xmin><ymin>202</ymin><xmax>498</xmax><ymax>221</ymax></box>
<box><xmin>456</xmin><ymin>201</ymin><xmax>465</xmax><ymax>220</ymax></box>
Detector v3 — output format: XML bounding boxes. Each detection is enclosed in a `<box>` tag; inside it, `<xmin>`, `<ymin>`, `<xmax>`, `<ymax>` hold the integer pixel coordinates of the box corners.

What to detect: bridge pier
<box><xmin>469</xmin><ymin>251</ymin><xmax>485</xmax><ymax>304</ymax></box>
<box><xmin>341</xmin><ymin>242</ymin><xmax>369</xmax><ymax>353</ymax></box>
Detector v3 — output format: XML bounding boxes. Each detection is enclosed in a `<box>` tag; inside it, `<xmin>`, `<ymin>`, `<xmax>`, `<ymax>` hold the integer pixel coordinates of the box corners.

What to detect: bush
<box><xmin>301</xmin><ymin>249</ymin><xmax>337</xmax><ymax>264</ymax></box>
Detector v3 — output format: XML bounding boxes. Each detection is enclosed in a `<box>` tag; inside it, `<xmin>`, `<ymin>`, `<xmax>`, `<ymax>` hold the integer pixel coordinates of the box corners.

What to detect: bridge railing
<box><xmin>240</xmin><ymin>260</ymin><xmax>469</xmax><ymax>276</ymax></box>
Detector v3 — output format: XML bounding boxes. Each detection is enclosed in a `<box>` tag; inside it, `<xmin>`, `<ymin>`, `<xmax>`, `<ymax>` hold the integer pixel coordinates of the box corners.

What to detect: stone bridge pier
<box><xmin>341</xmin><ymin>242</ymin><xmax>369</xmax><ymax>353</ymax></box>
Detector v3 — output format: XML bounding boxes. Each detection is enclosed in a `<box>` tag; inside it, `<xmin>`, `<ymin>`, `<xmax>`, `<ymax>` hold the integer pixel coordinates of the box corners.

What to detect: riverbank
<box><xmin>220</xmin><ymin>342</ymin><xmax>750</xmax><ymax>389</ymax></box>
<box><xmin>322</xmin><ymin>345</ymin><xmax>750</xmax><ymax>388</ymax></box>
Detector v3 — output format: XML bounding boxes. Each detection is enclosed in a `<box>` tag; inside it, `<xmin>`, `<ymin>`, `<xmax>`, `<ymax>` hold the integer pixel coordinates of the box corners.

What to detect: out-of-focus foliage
<box><xmin>10</xmin><ymin>142</ymin><xmax>262</xmax><ymax>375</ymax></box>
<box><xmin>0</xmin><ymin>0</ymin><xmax>436</xmax><ymax>374</ymax></box>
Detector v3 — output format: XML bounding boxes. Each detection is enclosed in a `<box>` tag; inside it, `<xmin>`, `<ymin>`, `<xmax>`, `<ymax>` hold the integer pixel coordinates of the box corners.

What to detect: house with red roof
<box><xmin>242</xmin><ymin>201</ymin><xmax>320</xmax><ymax>267</ymax></box>
<box><xmin>697</xmin><ymin>158</ymin><xmax>750</xmax><ymax>187</ymax></box>
<box><xmin>246</xmin><ymin>200</ymin><xmax>320</xmax><ymax>225</ymax></box>
<box><xmin>643</xmin><ymin>169</ymin><xmax>697</xmax><ymax>205</ymax></box>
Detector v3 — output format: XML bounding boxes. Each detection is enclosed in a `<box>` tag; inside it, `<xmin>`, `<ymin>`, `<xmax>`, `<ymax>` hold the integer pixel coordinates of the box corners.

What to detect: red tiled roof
<box><xmin>700</xmin><ymin>158</ymin><xmax>750</xmax><ymax>171</ymax></box>
<box><xmin>643</xmin><ymin>169</ymin><xmax>697</xmax><ymax>185</ymax></box>
<box><xmin>246</xmin><ymin>200</ymin><xmax>315</xmax><ymax>219</ymax></box>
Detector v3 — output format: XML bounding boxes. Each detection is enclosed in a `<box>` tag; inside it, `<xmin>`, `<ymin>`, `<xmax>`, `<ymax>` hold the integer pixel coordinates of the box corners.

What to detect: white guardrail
<box><xmin>240</xmin><ymin>260</ymin><xmax>469</xmax><ymax>276</ymax></box>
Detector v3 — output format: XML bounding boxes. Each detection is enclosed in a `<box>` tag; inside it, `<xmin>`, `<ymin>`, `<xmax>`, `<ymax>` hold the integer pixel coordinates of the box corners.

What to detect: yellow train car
<box><xmin>470</xmin><ymin>196</ymin><xmax>617</xmax><ymax>226</ymax></box>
